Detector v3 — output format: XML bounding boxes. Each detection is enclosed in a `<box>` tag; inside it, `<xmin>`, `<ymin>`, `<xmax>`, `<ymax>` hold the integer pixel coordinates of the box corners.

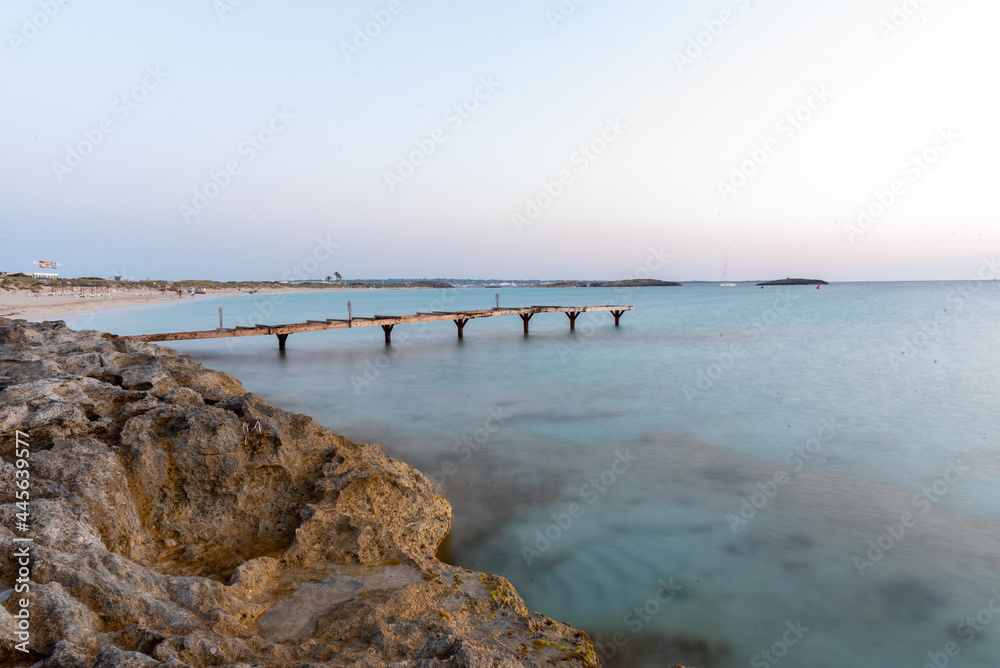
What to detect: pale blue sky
<box><xmin>2</xmin><ymin>0</ymin><xmax>997</xmax><ymax>281</ymax></box>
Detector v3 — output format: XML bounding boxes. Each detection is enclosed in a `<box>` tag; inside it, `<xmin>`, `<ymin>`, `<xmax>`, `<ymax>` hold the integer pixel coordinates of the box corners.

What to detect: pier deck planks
<box><xmin>125</xmin><ymin>305</ymin><xmax>635</xmax><ymax>346</ymax></box>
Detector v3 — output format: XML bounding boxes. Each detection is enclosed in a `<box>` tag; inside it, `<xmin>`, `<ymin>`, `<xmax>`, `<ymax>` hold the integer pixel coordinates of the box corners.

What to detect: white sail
<box><xmin>721</xmin><ymin>257</ymin><xmax>737</xmax><ymax>287</ymax></box>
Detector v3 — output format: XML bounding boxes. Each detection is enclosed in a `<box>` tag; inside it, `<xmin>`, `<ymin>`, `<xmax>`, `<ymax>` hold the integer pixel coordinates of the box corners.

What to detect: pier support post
<box><xmin>381</xmin><ymin>324</ymin><xmax>394</xmax><ymax>344</ymax></box>
<box><xmin>276</xmin><ymin>334</ymin><xmax>289</xmax><ymax>351</ymax></box>
<box><xmin>566</xmin><ymin>312</ymin><xmax>580</xmax><ymax>331</ymax></box>
<box><xmin>520</xmin><ymin>313</ymin><xmax>533</xmax><ymax>334</ymax></box>
<box><xmin>455</xmin><ymin>318</ymin><xmax>469</xmax><ymax>339</ymax></box>
<box><xmin>611</xmin><ymin>310</ymin><xmax>625</xmax><ymax>326</ymax></box>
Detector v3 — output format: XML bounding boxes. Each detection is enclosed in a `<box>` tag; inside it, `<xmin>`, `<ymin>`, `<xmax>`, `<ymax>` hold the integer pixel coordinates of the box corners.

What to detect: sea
<box><xmin>62</xmin><ymin>280</ymin><xmax>1000</xmax><ymax>668</ymax></box>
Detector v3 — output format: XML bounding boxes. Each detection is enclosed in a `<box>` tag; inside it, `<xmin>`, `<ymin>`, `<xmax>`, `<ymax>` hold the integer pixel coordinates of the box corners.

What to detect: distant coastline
<box><xmin>2</xmin><ymin>272</ymin><xmax>840</xmax><ymax>321</ymax></box>
<box><xmin>534</xmin><ymin>279</ymin><xmax>682</xmax><ymax>288</ymax></box>
<box><xmin>0</xmin><ymin>274</ymin><xmax>459</xmax><ymax>321</ymax></box>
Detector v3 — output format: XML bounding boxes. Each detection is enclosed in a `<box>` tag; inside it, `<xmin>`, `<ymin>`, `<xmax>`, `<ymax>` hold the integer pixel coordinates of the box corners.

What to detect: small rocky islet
<box><xmin>755</xmin><ymin>278</ymin><xmax>829</xmax><ymax>286</ymax></box>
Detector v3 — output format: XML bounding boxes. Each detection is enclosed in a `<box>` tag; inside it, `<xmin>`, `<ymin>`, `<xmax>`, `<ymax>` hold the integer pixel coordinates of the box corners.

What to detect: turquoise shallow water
<box><xmin>64</xmin><ymin>283</ymin><xmax>1000</xmax><ymax>668</ymax></box>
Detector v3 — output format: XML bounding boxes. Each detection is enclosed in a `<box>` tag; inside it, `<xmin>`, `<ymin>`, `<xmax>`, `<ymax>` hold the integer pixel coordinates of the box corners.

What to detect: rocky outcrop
<box><xmin>0</xmin><ymin>319</ymin><xmax>598</xmax><ymax>668</ymax></box>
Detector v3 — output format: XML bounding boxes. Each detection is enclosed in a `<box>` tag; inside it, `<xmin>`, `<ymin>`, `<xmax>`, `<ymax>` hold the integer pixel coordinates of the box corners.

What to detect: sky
<box><xmin>1</xmin><ymin>0</ymin><xmax>998</xmax><ymax>282</ymax></box>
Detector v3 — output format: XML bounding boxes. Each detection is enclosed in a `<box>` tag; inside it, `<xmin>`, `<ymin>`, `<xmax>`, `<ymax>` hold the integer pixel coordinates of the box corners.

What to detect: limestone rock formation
<box><xmin>0</xmin><ymin>319</ymin><xmax>598</xmax><ymax>667</ymax></box>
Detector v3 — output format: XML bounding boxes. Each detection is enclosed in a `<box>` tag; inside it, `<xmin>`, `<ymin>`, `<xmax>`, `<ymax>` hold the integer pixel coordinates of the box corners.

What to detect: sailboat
<box><xmin>721</xmin><ymin>257</ymin><xmax>737</xmax><ymax>287</ymax></box>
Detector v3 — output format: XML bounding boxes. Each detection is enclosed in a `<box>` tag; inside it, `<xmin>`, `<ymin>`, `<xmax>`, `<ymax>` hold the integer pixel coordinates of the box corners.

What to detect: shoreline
<box><xmin>2</xmin><ymin>287</ymin><xmax>337</xmax><ymax>322</ymax></box>
<box><xmin>2</xmin><ymin>284</ymin><xmax>471</xmax><ymax>322</ymax></box>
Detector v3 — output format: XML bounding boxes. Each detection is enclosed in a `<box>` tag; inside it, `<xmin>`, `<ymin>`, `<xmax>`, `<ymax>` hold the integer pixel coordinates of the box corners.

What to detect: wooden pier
<box><xmin>126</xmin><ymin>305</ymin><xmax>634</xmax><ymax>350</ymax></box>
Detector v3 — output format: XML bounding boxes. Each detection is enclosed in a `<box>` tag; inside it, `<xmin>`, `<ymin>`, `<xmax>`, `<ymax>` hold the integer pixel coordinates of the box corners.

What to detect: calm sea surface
<box><xmin>63</xmin><ymin>282</ymin><xmax>1000</xmax><ymax>668</ymax></box>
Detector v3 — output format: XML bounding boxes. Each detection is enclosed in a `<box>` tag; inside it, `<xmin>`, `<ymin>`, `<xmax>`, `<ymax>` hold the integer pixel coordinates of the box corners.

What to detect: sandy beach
<box><xmin>0</xmin><ymin>287</ymin><xmax>291</xmax><ymax>322</ymax></box>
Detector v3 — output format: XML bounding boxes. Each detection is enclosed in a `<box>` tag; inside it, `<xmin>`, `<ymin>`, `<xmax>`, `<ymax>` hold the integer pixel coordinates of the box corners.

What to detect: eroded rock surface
<box><xmin>0</xmin><ymin>319</ymin><xmax>598</xmax><ymax>667</ymax></box>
